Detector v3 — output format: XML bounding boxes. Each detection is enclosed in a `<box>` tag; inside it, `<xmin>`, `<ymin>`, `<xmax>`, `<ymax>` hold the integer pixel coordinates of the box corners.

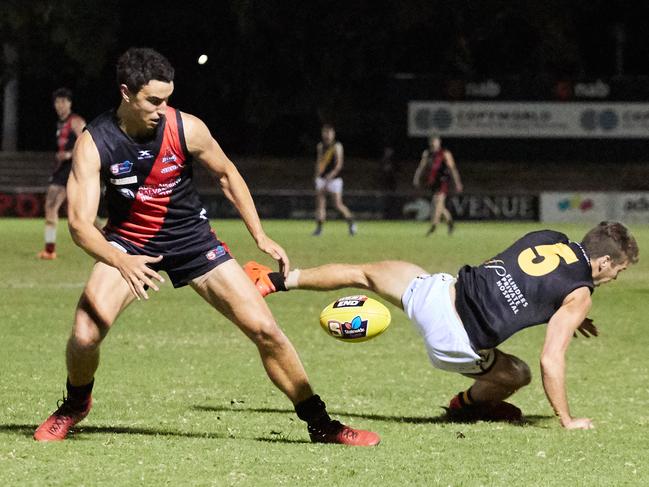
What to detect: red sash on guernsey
<box><xmin>57</xmin><ymin>117</ymin><xmax>73</xmax><ymax>152</ymax></box>
<box><xmin>426</xmin><ymin>150</ymin><xmax>446</xmax><ymax>186</ymax></box>
<box><xmin>112</xmin><ymin>107</ymin><xmax>187</xmax><ymax>247</ymax></box>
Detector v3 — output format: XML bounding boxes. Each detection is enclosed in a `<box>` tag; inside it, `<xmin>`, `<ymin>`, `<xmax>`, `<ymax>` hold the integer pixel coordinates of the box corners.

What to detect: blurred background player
<box><xmin>313</xmin><ymin>124</ymin><xmax>357</xmax><ymax>236</ymax></box>
<box><xmin>246</xmin><ymin>221</ymin><xmax>638</xmax><ymax>430</ymax></box>
<box><xmin>38</xmin><ymin>88</ymin><xmax>86</xmax><ymax>259</ymax></box>
<box><xmin>413</xmin><ymin>135</ymin><xmax>463</xmax><ymax>236</ymax></box>
<box><xmin>33</xmin><ymin>48</ymin><xmax>379</xmax><ymax>447</ymax></box>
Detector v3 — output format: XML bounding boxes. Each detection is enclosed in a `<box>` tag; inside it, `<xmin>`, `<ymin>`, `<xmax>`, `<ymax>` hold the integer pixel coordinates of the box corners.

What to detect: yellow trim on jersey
<box><xmin>317</xmin><ymin>145</ymin><xmax>336</xmax><ymax>175</ymax></box>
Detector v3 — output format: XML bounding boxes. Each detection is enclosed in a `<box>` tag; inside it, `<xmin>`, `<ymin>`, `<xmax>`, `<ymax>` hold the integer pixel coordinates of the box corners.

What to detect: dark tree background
<box><xmin>2</xmin><ymin>0</ymin><xmax>649</xmax><ymax>155</ymax></box>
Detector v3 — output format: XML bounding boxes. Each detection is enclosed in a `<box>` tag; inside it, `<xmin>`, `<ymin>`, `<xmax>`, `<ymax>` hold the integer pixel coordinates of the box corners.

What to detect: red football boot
<box><xmin>37</xmin><ymin>250</ymin><xmax>57</xmax><ymax>260</ymax></box>
<box><xmin>34</xmin><ymin>396</ymin><xmax>92</xmax><ymax>441</ymax></box>
<box><xmin>445</xmin><ymin>394</ymin><xmax>522</xmax><ymax>423</ymax></box>
<box><xmin>243</xmin><ymin>261</ymin><xmax>277</xmax><ymax>297</ymax></box>
<box><xmin>308</xmin><ymin>420</ymin><xmax>381</xmax><ymax>447</ymax></box>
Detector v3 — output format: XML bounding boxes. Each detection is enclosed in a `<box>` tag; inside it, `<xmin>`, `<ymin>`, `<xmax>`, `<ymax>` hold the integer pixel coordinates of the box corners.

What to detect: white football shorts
<box><xmin>401</xmin><ymin>273</ymin><xmax>495</xmax><ymax>375</ymax></box>
<box><xmin>315</xmin><ymin>176</ymin><xmax>343</xmax><ymax>194</ymax></box>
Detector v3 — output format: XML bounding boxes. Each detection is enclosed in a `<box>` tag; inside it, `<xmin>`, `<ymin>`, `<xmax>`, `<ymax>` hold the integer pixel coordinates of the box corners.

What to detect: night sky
<box><xmin>4</xmin><ymin>0</ymin><xmax>649</xmax><ymax>157</ymax></box>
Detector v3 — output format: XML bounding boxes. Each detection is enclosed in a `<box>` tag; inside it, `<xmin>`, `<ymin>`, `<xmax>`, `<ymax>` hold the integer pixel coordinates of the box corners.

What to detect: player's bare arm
<box><xmin>413</xmin><ymin>150</ymin><xmax>428</xmax><ymax>187</ymax></box>
<box><xmin>540</xmin><ymin>286</ymin><xmax>593</xmax><ymax>430</ymax></box>
<box><xmin>67</xmin><ymin>131</ymin><xmax>164</xmax><ymax>299</ymax></box>
<box><xmin>183</xmin><ymin>112</ymin><xmax>289</xmax><ymax>276</ymax></box>
<box><xmin>445</xmin><ymin>150</ymin><xmax>463</xmax><ymax>192</ymax></box>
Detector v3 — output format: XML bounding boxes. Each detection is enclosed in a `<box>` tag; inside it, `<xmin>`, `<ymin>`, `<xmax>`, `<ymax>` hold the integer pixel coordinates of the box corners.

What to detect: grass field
<box><xmin>0</xmin><ymin>218</ymin><xmax>647</xmax><ymax>486</ymax></box>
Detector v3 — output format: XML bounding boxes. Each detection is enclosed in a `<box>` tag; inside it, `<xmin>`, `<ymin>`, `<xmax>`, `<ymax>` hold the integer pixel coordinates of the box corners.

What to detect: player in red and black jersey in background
<box><xmin>37</xmin><ymin>88</ymin><xmax>85</xmax><ymax>259</ymax></box>
<box><xmin>34</xmin><ymin>48</ymin><xmax>379</xmax><ymax>447</ymax></box>
<box><xmin>413</xmin><ymin>135</ymin><xmax>462</xmax><ymax>235</ymax></box>
<box><xmin>246</xmin><ymin>222</ymin><xmax>638</xmax><ymax>430</ymax></box>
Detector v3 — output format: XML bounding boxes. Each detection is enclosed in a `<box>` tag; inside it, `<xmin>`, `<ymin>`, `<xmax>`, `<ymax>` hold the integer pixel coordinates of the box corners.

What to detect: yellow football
<box><xmin>319</xmin><ymin>295</ymin><xmax>391</xmax><ymax>342</ymax></box>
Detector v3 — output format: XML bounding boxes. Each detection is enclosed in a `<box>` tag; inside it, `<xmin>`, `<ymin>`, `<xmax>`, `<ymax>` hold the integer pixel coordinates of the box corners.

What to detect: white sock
<box><xmin>45</xmin><ymin>225</ymin><xmax>57</xmax><ymax>244</ymax></box>
<box><xmin>285</xmin><ymin>269</ymin><xmax>300</xmax><ymax>289</ymax></box>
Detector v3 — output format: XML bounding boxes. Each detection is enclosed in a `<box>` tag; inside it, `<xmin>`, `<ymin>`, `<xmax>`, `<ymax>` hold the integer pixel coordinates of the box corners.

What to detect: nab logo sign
<box><xmin>333</xmin><ymin>295</ymin><xmax>368</xmax><ymax>308</ymax></box>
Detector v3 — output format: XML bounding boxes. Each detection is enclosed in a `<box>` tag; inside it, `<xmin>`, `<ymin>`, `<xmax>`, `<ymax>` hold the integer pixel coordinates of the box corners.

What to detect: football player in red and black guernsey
<box><xmin>34</xmin><ymin>48</ymin><xmax>379</xmax><ymax>446</ymax></box>
<box><xmin>38</xmin><ymin>88</ymin><xmax>86</xmax><ymax>259</ymax></box>
<box><xmin>245</xmin><ymin>222</ymin><xmax>638</xmax><ymax>430</ymax></box>
<box><xmin>413</xmin><ymin>135</ymin><xmax>463</xmax><ymax>235</ymax></box>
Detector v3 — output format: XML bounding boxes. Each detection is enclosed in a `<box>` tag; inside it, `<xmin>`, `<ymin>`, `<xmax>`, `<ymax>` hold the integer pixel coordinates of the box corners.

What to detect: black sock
<box><xmin>295</xmin><ymin>394</ymin><xmax>332</xmax><ymax>430</ymax></box>
<box><xmin>268</xmin><ymin>272</ymin><xmax>287</xmax><ymax>291</ymax></box>
<box><xmin>315</xmin><ymin>220</ymin><xmax>323</xmax><ymax>231</ymax></box>
<box><xmin>66</xmin><ymin>378</ymin><xmax>94</xmax><ymax>407</ymax></box>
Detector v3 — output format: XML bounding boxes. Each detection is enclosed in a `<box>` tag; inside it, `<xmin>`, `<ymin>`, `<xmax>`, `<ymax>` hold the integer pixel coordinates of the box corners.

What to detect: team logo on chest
<box><xmin>110</xmin><ymin>160</ymin><xmax>133</xmax><ymax>175</ymax></box>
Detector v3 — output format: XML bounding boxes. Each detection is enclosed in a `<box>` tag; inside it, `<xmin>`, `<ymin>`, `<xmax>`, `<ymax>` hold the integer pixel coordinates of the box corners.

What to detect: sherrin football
<box><xmin>319</xmin><ymin>295</ymin><xmax>391</xmax><ymax>342</ymax></box>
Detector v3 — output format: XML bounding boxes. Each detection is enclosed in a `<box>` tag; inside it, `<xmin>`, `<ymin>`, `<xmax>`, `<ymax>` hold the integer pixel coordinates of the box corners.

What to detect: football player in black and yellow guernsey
<box><xmin>313</xmin><ymin>124</ymin><xmax>357</xmax><ymax>236</ymax></box>
<box><xmin>245</xmin><ymin>222</ymin><xmax>638</xmax><ymax>430</ymax></box>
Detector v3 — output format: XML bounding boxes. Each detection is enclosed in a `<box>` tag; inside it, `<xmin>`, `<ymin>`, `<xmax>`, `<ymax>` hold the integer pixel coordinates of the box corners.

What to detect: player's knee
<box><xmin>69</xmin><ymin>327</ymin><xmax>102</xmax><ymax>352</ymax></box>
<box><xmin>248</xmin><ymin>318</ymin><xmax>287</xmax><ymax>350</ymax></box>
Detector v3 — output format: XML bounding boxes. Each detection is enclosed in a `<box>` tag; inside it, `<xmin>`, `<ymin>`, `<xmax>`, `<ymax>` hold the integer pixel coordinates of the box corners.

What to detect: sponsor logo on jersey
<box><xmin>333</xmin><ymin>295</ymin><xmax>368</xmax><ymax>308</ymax></box>
<box><xmin>137</xmin><ymin>177</ymin><xmax>181</xmax><ymax>202</ymax></box>
<box><xmin>109</xmin><ymin>176</ymin><xmax>138</xmax><ymax>186</ymax></box>
<box><xmin>205</xmin><ymin>245</ymin><xmax>226</xmax><ymax>261</ymax></box>
<box><xmin>118</xmin><ymin>188</ymin><xmax>135</xmax><ymax>199</ymax></box>
<box><xmin>161</xmin><ymin>149</ymin><xmax>177</xmax><ymax>164</ymax></box>
<box><xmin>137</xmin><ymin>150</ymin><xmax>154</xmax><ymax>160</ymax></box>
<box><xmin>110</xmin><ymin>160</ymin><xmax>133</xmax><ymax>175</ymax></box>
<box><xmin>484</xmin><ymin>260</ymin><xmax>529</xmax><ymax>315</ymax></box>
<box><xmin>327</xmin><ymin>315</ymin><xmax>368</xmax><ymax>339</ymax></box>
<box><xmin>160</xmin><ymin>164</ymin><xmax>178</xmax><ymax>174</ymax></box>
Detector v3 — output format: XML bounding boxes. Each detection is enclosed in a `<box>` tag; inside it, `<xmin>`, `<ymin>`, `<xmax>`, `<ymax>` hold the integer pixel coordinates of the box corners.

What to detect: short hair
<box><xmin>52</xmin><ymin>87</ymin><xmax>73</xmax><ymax>102</ymax></box>
<box><xmin>116</xmin><ymin>47</ymin><xmax>175</xmax><ymax>94</ymax></box>
<box><xmin>322</xmin><ymin>123</ymin><xmax>335</xmax><ymax>131</ymax></box>
<box><xmin>581</xmin><ymin>221</ymin><xmax>639</xmax><ymax>265</ymax></box>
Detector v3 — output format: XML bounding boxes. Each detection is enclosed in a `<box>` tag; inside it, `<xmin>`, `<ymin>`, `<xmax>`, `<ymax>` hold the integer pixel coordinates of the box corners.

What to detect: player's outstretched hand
<box><xmin>115</xmin><ymin>254</ymin><xmax>165</xmax><ymax>300</ymax></box>
<box><xmin>256</xmin><ymin>234</ymin><xmax>290</xmax><ymax>278</ymax></box>
<box><xmin>561</xmin><ymin>417</ymin><xmax>594</xmax><ymax>430</ymax></box>
<box><xmin>574</xmin><ymin>317</ymin><xmax>598</xmax><ymax>338</ymax></box>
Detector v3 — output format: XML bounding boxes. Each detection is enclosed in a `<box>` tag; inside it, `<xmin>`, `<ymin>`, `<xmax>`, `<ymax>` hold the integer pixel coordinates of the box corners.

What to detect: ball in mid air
<box><xmin>319</xmin><ymin>295</ymin><xmax>391</xmax><ymax>343</ymax></box>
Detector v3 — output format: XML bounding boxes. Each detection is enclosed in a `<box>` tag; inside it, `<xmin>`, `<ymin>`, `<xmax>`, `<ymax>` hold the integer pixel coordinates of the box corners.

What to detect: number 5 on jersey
<box><xmin>518</xmin><ymin>243</ymin><xmax>579</xmax><ymax>277</ymax></box>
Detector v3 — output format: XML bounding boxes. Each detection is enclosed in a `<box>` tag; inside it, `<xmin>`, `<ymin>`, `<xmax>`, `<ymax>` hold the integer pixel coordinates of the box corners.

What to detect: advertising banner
<box><xmin>408</xmin><ymin>101</ymin><xmax>649</xmax><ymax>138</ymax></box>
<box><xmin>541</xmin><ymin>192</ymin><xmax>649</xmax><ymax>223</ymax></box>
<box><xmin>540</xmin><ymin>192</ymin><xmax>611</xmax><ymax>223</ymax></box>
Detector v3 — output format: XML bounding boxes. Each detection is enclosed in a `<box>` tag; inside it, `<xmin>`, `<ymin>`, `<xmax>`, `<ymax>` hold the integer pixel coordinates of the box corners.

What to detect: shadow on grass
<box><xmin>192</xmin><ymin>405</ymin><xmax>553</xmax><ymax>426</ymax></box>
<box><xmin>0</xmin><ymin>423</ymin><xmax>309</xmax><ymax>443</ymax></box>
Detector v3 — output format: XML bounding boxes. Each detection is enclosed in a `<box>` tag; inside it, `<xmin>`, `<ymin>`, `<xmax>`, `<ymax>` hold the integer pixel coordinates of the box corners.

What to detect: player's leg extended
<box><xmin>34</xmin><ymin>263</ymin><xmax>135</xmax><ymax>441</ymax></box>
<box><xmin>191</xmin><ymin>259</ymin><xmax>380</xmax><ymax>445</ymax></box>
<box><xmin>39</xmin><ymin>184</ymin><xmax>66</xmax><ymax>258</ymax></box>
<box><xmin>291</xmin><ymin>260</ymin><xmax>426</xmax><ymax>309</ymax></box>
<box><xmin>192</xmin><ymin>259</ymin><xmax>314</xmax><ymax>402</ymax></box>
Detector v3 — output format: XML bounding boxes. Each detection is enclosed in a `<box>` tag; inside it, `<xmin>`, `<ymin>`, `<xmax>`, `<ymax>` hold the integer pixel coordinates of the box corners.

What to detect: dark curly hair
<box><xmin>581</xmin><ymin>221</ymin><xmax>639</xmax><ymax>265</ymax></box>
<box><xmin>52</xmin><ymin>87</ymin><xmax>73</xmax><ymax>102</ymax></box>
<box><xmin>116</xmin><ymin>47</ymin><xmax>175</xmax><ymax>94</ymax></box>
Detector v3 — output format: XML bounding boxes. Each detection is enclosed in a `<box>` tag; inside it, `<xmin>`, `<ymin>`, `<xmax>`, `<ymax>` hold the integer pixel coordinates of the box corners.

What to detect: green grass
<box><xmin>0</xmin><ymin>218</ymin><xmax>647</xmax><ymax>486</ymax></box>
